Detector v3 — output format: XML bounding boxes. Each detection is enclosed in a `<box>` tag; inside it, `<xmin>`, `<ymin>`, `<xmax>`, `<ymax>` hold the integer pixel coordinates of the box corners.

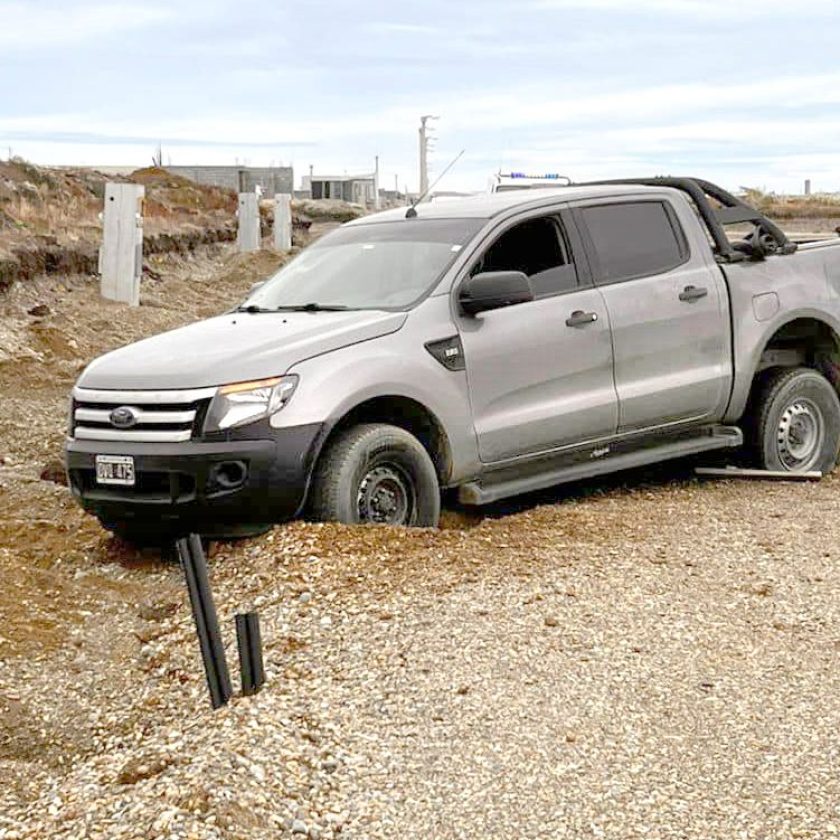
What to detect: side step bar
<box><xmin>458</xmin><ymin>425</ymin><xmax>743</xmax><ymax>506</ymax></box>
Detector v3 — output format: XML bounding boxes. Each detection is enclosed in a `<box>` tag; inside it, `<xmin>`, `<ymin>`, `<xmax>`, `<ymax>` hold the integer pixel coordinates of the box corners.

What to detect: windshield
<box><xmin>245</xmin><ymin>218</ymin><xmax>483</xmax><ymax>311</ymax></box>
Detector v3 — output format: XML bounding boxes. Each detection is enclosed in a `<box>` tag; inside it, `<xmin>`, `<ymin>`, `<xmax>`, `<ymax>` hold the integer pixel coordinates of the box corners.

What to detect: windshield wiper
<box><xmin>234</xmin><ymin>302</ymin><xmax>353</xmax><ymax>314</ymax></box>
<box><xmin>273</xmin><ymin>303</ymin><xmax>351</xmax><ymax>312</ymax></box>
<box><xmin>234</xmin><ymin>304</ymin><xmax>275</xmax><ymax>313</ymax></box>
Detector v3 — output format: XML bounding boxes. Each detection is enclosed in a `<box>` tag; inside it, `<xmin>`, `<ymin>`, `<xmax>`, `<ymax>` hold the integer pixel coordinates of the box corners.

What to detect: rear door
<box><xmin>456</xmin><ymin>209</ymin><xmax>618</xmax><ymax>463</ymax></box>
<box><xmin>574</xmin><ymin>196</ymin><xmax>731</xmax><ymax>432</ymax></box>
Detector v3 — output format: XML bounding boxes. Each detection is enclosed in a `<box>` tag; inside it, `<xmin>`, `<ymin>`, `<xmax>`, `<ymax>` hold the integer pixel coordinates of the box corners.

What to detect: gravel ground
<box><xmin>1</xmin><ymin>244</ymin><xmax>839</xmax><ymax>839</ymax></box>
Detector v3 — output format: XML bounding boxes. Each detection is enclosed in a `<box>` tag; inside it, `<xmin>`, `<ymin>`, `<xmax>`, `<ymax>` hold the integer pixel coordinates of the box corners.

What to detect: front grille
<box><xmin>71</xmin><ymin>386</ymin><xmax>216</xmax><ymax>443</ymax></box>
<box><xmin>71</xmin><ymin>468</ymin><xmax>197</xmax><ymax>502</ymax></box>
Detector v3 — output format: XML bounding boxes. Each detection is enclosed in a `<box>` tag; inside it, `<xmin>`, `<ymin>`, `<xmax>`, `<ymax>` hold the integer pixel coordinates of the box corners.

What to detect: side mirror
<box><xmin>459</xmin><ymin>271</ymin><xmax>534</xmax><ymax>316</ymax></box>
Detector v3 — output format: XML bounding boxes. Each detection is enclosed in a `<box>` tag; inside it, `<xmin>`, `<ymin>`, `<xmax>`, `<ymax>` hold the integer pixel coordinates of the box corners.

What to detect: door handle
<box><xmin>679</xmin><ymin>285</ymin><xmax>708</xmax><ymax>302</ymax></box>
<box><xmin>565</xmin><ymin>310</ymin><xmax>598</xmax><ymax>327</ymax></box>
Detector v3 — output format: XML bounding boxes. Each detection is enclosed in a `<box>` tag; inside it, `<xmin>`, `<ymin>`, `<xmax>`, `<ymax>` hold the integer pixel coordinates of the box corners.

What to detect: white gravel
<box><xmin>2</xmin><ymin>470</ymin><xmax>839</xmax><ymax>839</ymax></box>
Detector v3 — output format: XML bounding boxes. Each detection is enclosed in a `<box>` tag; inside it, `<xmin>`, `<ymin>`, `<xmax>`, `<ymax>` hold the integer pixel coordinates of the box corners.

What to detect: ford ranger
<box><xmin>65</xmin><ymin>177</ymin><xmax>840</xmax><ymax>541</ymax></box>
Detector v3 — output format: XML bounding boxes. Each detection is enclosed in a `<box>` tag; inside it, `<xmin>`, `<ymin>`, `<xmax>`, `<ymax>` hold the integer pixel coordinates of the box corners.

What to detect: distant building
<box><xmin>165</xmin><ymin>165</ymin><xmax>294</xmax><ymax>196</ymax></box>
<box><xmin>302</xmin><ymin>173</ymin><xmax>376</xmax><ymax>205</ymax></box>
<box><xmin>378</xmin><ymin>188</ymin><xmax>408</xmax><ymax>207</ymax></box>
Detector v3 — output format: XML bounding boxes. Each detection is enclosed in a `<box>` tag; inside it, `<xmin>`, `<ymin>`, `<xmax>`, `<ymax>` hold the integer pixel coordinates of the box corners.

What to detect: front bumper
<box><xmin>64</xmin><ymin>422</ymin><xmax>324</xmax><ymax>533</ymax></box>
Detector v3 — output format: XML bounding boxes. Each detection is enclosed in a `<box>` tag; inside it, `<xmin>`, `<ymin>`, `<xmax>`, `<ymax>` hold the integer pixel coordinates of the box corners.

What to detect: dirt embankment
<box><xmin>0</xmin><ymin>160</ymin><xmax>364</xmax><ymax>294</ymax></box>
<box><xmin>0</xmin><ymin>162</ymin><xmax>241</xmax><ymax>293</ymax></box>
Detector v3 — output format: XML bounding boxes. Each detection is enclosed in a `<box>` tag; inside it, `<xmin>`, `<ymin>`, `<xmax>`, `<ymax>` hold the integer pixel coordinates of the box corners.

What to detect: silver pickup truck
<box><xmin>65</xmin><ymin>177</ymin><xmax>840</xmax><ymax>541</ymax></box>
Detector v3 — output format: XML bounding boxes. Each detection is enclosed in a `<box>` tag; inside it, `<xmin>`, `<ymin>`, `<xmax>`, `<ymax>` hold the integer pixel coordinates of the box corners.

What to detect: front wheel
<box><xmin>309</xmin><ymin>424</ymin><xmax>441</xmax><ymax>527</ymax></box>
<box><xmin>748</xmin><ymin>367</ymin><xmax>840</xmax><ymax>473</ymax></box>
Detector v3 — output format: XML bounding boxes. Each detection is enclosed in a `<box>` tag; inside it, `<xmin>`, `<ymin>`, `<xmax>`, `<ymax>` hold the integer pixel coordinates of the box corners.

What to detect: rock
<box><xmin>138</xmin><ymin>600</ymin><xmax>179</xmax><ymax>621</ymax></box>
<box><xmin>544</xmin><ymin>615</ymin><xmax>559</xmax><ymax>627</ymax></box>
<box><xmin>40</xmin><ymin>458</ymin><xmax>67</xmax><ymax>486</ymax></box>
<box><xmin>27</xmin><ymin>303</ymin><xmax>51</xmax><ymax>317</ymax></box>
<box><xmin>116</xmin><ymin>753</ymin><xmax>171</xmax><ymax>785</ymax></box>
<box><xmin>291</xmin><ymin>819</ymin><xmax>309</xmax><ymax>834</ymax></box>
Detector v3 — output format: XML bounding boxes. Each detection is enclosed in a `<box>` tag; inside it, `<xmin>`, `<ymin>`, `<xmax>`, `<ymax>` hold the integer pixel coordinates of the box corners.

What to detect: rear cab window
<box><xmin>576</xmin><ymin>200</ymin><xmax>689</xmax><ymax>284</ymax></box>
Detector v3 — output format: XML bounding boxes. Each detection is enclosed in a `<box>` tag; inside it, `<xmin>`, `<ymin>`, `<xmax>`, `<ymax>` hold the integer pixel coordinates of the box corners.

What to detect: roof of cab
<box><xmin>348</xmin><ymin>183</ymin><xmax>670</xmax><ymax>225</ymax></box>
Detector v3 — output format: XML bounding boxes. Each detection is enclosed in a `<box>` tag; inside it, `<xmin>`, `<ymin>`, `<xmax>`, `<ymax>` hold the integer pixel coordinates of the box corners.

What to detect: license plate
<box><xmin>95</xmin><ymin>455</ymin><xmax>135</xmax><ymax>486</ymax></box>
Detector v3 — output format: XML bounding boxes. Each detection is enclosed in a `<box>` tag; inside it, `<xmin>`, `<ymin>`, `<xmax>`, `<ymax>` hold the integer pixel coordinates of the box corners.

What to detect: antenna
<box><xmin>406</xmin><ymin>149</ymin><xmax>465</xmax><ymax>218</ymax></box>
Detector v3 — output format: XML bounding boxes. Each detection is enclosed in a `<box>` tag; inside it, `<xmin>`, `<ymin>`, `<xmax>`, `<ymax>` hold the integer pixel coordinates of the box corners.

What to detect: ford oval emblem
<box><xmin>110</xmin><ymin>406</ymin><xmax>138</xmax><ymax>429</ymax></box>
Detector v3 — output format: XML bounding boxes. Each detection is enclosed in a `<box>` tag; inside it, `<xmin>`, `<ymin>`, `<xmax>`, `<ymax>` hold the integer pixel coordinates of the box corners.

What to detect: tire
<box><xmin>748</xmin><ymin>366</ymin><xmax>840</xmax><ymax>473</ymax></box>
<box><xmin>309</xmin><ymin>423</ymin><xmax>441</xmax><ymax>527</ymax></box>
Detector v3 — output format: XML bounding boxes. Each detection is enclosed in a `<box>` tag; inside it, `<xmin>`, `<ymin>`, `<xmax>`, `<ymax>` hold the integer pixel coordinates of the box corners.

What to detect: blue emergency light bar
<box><xmin>506</xmin><ymin>172</ymin><xmax>565</xmax><ymax>179</ymax></box>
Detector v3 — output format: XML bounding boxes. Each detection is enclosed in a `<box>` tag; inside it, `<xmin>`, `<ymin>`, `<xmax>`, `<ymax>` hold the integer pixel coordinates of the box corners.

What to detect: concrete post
<box><xmin>805</xmin><ymin>179</ymin><xmax>812</xmax><ymax>196</ymax></box>
<box><xmin>237</xmin><ymin>192</ymin><xmax>260</xmax><ymax>252</ymax></box>
<box><xmin>274</xmin><ymin>193</ymin><xmax>292</xmax><ymax>251</ymax></box>
<box><xmin>100</xmin><ymin>182</ymin><xmax>144</xmax><ymax>306</ymax></box>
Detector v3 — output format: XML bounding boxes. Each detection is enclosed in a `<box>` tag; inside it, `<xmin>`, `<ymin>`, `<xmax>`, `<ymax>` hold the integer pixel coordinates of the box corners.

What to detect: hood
<box><xmin>79</xmin><ymin>309</ymin><xmax>407</xmax><ymax>389</ymax></box>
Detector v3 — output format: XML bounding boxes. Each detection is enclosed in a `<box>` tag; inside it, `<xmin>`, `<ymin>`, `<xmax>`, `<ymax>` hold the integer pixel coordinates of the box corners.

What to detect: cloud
<box><xmin>531</xmin><ymin>0</ymin><xmax>838</xmax><ymax>17</ymax></box>
<box><xmin>1</xmin><ymin>0</ymin><xmax>838</xmax><ymax>195</ymax></box>
<box><xmin>4</xmin><ymin>71</ymin><xmax>839</xmax><ymax>186</ymax></box>
<box><xmin>430</xmin><ymin>73</ymin><xmax>840</xmax><ymax>134</ymax></box>
<box><xmin>0</xmin><ymin>1</ymin><xmax>173</xmax><ymax>49</ymax></box>
<box><xmin>364</xmin><ymin>21</ymin><xmax>440</xmax><ymax>35</ymax></box>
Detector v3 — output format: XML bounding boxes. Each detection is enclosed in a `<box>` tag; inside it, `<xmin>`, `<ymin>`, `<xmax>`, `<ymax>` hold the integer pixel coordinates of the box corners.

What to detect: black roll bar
<box><xmin>571</xmin><ymin>176</ymin><xmax>796</xmax><ymax>262</ymax></box>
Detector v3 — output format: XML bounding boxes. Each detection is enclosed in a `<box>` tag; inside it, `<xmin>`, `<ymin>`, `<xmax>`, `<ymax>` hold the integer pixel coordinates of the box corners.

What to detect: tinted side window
<box><xmin>471</xmin><ymin>216</ymin><xmax>578</xmax><ymax>297</ymax></box>
<box><xmin>580</xmin><ymin>201</ymin><xmax>688</xmax><ymax>284</ymax></box>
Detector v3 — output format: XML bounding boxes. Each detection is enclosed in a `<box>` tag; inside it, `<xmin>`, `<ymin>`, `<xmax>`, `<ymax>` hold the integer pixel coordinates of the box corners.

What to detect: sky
<box><xmin>2</xmin><ymin>0</ymin><xmax>839</xmax><ymax>194</ymax></box>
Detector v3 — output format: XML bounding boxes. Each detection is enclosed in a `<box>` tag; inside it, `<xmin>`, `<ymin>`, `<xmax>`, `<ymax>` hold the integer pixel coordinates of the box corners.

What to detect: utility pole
<box><xmin>374</xmin><ymin>154</ymin><xmax>380</xmax><ymax>209</ymax></box>
<box><xmin>418</xmin><ymin>114</ymin><xmax>438</xmax><ymax>196</ymax></box>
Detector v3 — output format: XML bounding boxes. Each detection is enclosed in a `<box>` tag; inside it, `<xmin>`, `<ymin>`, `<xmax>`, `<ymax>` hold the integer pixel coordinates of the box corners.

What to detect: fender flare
<box><xmin>726</xmin><ymin>308</ymin><xmax>840</xmax><ymax>422</ymax></box>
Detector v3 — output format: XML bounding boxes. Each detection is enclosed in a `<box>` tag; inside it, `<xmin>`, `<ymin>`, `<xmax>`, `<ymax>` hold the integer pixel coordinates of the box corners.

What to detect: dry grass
<box><xmin>742</xmin><ymin>186</ymin><xmax>840</xmax><ymax>221</ymax></box>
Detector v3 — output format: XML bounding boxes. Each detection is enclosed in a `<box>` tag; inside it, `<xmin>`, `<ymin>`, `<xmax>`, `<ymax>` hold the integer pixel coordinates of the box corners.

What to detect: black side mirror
<box><xmin>459</xmin><ymin>271</ymin><xmax>534</xmax><ymax>316</ymax></box>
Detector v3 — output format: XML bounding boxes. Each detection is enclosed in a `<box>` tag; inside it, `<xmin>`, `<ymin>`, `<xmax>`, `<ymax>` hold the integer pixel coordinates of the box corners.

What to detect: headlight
<box><xmin>204</xmin><ymin>375</ymin><xmax>298</xmax><ymax>432</ymax></box>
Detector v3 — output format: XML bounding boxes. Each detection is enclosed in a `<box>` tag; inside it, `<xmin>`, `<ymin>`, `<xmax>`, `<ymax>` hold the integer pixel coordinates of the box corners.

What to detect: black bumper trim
<box><xmin>65</xmin><ymin>422</ymin><xmax>325</xmax><ymax>531</ymax></box>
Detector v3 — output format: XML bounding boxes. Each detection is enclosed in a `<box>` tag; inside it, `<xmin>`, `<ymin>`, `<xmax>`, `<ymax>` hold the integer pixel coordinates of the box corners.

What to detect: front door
<box><xmin>456</xmin><ymin>211</ymin><xmax>618</xmax><ymax>463</ymax></box>
<box><xmin>574</xmin><ymin>198</ymin><xmax>731</xmax><ymax>432</ymax></box>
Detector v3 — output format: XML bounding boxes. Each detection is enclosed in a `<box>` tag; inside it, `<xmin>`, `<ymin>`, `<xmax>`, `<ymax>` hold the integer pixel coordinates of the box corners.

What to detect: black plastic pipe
<box><xmin>235</xmin><ymin>612</ymin><xmax>265</xmax><ymax>696</ymax></box>
<box><xmin>176</xmin><ymin>534</ymin><xmax>232</xmax><ymax>709</ymax></box>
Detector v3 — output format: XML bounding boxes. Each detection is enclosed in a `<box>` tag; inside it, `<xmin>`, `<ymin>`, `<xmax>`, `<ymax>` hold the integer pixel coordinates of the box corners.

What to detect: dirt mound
<box><xmin>0</xmin><ymin>159</ymin><xmax>349</xmax><ymax>295</ymax></box>
<box><xmin>292</xmin><ymin>198</ymin><xmax>366</xmax><ymax>223</ymax></box>
<box><xmin>0</xmin><ymin>159</ymin><xmax>240</xmax><ymax>293</ymax></box>
<box><xmin>131</xmin><ymin>166</ymin><xmax>236</xmax><ymax>218</ymax></box>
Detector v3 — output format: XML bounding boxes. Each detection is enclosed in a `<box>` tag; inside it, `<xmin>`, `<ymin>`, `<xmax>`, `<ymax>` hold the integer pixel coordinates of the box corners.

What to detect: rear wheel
<box><xmin>309</xmin><ymin>423</ymin><xmax>440</xmax><ymax>527</ymax></box>
<box><xmin>748</xmin><ymin>367</ymin><xmax>840</xmax><ymax>473</ymax></box>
